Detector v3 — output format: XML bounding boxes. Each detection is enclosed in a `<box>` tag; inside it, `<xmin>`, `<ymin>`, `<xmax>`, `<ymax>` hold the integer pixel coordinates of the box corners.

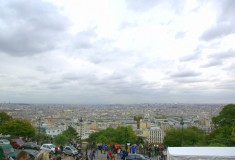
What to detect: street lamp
<box><xmin>80</xmin><ymin>117</ymin><xmax>83</xmax><ymax>143</ymax></box>
<box><xmin>38</xmin><ymin>116</ymin><xmax>41</xmax><ymax>145</ymax></box>
<box><xmin>180</xmin><ymin>117</ymin><xmax>184</xmax><ymax>146</ymax></box>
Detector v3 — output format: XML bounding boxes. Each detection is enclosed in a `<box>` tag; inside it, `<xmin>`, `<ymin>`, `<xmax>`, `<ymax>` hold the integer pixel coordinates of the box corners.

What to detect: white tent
<box><xmin>167</xmin><ymin>147</ymin><xmax>235</xmax><ymax>160</ymax></box>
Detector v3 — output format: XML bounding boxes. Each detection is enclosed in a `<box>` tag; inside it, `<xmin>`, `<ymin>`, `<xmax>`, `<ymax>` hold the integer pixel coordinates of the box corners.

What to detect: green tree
<box><xmin>164</xmin><ymin>127</ymin><xmax>206</xmax><ymax>147</ymax></box>
<box><xmin>136</xmin><ymin>136</ymin><xmax>145</xmax><ymax>144</ymax></box>
<box><xmin>0</xmin><ymin>112</ymin><xmax>13</xmax><ymax>126</ymax></box>
<box><xmin>87</xmin><ymin>126</ymin><xmax>137</xmax><ymax>144</ymax></box>
<box><xmin>0</xmin><ymin>119</ymin><xmax>35</xmax><ymax>137</ymax></box>
<box><xmin>163</xmin><ymin>128</ymin><xmax>182</xmax><ymax>146</ymax></box>
<box><xmin>209</xmin><ymin>104</ymin><xmax>235</xmax><ymax>146</ymax></box>
<box><xmin>212</xmin><ymin>104</ymin><xmax>235</xmax><ymax>127</ymax></box>
<box><xmin>54</xmin><ymin>134</ymin><xmax>68</xmax><ymax>146</ymax></box>
<box><xmin>62</xmin><ymin>126</ymin><xmax>79</xmax><ymax>142</ymax></box>
<box><xmin>232</xmin><ymin>126</ymin><xmax>235</xmax><ymax>141</ymax></box>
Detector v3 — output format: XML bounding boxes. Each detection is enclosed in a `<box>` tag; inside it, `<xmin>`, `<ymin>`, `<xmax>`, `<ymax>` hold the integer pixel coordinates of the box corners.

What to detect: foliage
<box><xmin>209</xmin><ymin>104</ymin><xmax>235</xmax><ymax>146</ymax></box>
<box><xmin>232</xmin><ymin>126</ymin><xmax>235</xmax><ymax>141</ymax></box>
<box><xmin>54</xmin><ymin>134</ymin><xmax>68</xmax><ymax>146</ymax></box>
<box><xmin>87</xmin><ymin>126</ymin><xmax>138</xmax><ymax>144</ymax></box>
<box><xmin>163</xmin><ymin>127</ymin><xmax>206</xmax><ymax>147</ymax></box>
<box><xmin>62</xmin><ymin>126</ymin><xmax>79</xmax><ymax>142</ymax></box>
<box><xmin>0</xmin><ymin>112</ymin><xmax>13</xmax><ymax>126</ymax></box>
<box><xmin>136</xmin><ymin>136</ymin><xmax>145</xmax><ymax>144</ymax></box>
<box><xmin>34</xmin><ymin>133</ymin><xmax>52</xmax><ymax>144</ymax></box>
<box><xmin>0</xmin><ymin>119</ymin><xmax>35</xmax><ymax>137</ymax></box>
<box><xmin>212</xmin><ymin>104</ymin><xmax>235</xmax><ymax>127</ymax></box>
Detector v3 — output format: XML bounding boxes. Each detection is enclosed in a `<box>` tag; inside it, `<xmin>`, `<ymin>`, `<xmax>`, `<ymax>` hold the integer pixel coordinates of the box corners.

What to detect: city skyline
<box><xmin>0</xmin><ymin>0</ymin><xmax>235</xmax><ymax>104</ymax></box>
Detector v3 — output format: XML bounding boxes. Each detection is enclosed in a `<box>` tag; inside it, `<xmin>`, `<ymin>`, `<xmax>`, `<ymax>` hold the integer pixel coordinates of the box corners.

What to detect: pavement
<box><xmin>15</xmin><ymin>149</ymin><xmax>160</xmax><ymax>160</ymax></box>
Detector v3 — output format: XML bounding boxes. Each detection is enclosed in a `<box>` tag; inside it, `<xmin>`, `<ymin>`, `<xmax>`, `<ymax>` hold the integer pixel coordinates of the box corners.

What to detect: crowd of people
<box><xmin>9</xmin><ymin>143</ymin><xmax>167</xmax><ymax>160</ymax></box>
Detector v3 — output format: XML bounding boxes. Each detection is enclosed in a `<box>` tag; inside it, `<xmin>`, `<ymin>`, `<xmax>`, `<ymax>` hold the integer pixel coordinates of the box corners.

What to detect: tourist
<box><xmin>16</xmin><ymin>151</ymin><xmax>29</xmax><ymax>160</ymax></box>
<box><xmin>35</xmin><ymin>150</ymin><xmax>50</xmax><ymax>160</ymax></box>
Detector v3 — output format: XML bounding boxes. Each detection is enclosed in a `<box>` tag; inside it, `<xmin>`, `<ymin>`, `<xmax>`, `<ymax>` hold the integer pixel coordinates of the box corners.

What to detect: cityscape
<box><xmin>0</xmin><ymin>103</ymin><xmax>223</xmax><ymax>144</ymax></box>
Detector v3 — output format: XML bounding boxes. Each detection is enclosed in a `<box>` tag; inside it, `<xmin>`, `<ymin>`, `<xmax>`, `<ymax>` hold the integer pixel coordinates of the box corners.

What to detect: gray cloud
<box><xmin>119</xmin><ymin>21</ymin><xmax>138</xmax><ymax>30</ymax></box>
<box><xmin>210</xmin><ymin>49</ymin><xmax>235</xmax><ymax>59</ymax></box>
<box><xmin>170</xmin><ymin>70</ymin><xmax>201</xmax><ymax>78</ymax></box>
<box><xmin>0</xmin><ymin>0</ymin><xmax>69</xmax><ymax>56</ymax></box>
<box><xmin>200</xmin><ymin>23</ymin><xmax>235</xmax><ymax>41</ymax></box>
<box><xmin>200</xmin><ymin>0</ymin><xmax>235</xmax><ymax>41</ymax></box>
<box><xmin>180</xmin><ymin>53</ymin><xmax>199</xmax><ymax>61</ymax></box>
<box><xmin>72</xmin><ymin>28</ymin><xmax>97</xmax><ymax>49</ymax></box>
<box><xmin>174</xmin><ymin>78</ymin><xmax>205</xmax><ymax>84</ymax></box>
<box><xmin>180</xmin><ymin>47</ymin><xmax>202</xmax><ymax>61</ymax></box>
<box><xmin>126</xmin><ymin>0</ymin><xmax>160</xmax><ymax>12</ymax></box>
<box><xmin>126</xmin><ymin>0</ymin><xmax>184</xmax><ymax>13</ymax></box>
<box><xmin>200</xmin><ymin>59</ymin><xmax>223</xmax><ymax>68</ymax></box>
<box><xmin>217</xmin><ymin>80</ymin><xmax>235</xmax><ymax>90</ymax></box>
<box><xmin>175</xmin><ymin>31</ymin><xmax>186</xmax><ymax>39</ymax></box>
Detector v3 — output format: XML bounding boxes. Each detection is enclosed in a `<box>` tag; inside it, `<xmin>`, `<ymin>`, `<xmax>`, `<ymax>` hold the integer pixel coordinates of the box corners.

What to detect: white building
<box><xmin>149</xmin><ymin>127</ymin><xmax>165</xmax><ymax>144</ymax></box>
<box><xmin>45</xmin><ymin>128</ymin><xmax>64</xmax><ymax>137</ymax></box>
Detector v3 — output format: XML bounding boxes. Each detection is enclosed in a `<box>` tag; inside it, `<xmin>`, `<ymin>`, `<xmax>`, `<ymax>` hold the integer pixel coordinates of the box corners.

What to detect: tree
<box><xmin>0</xmin><ymin>112</ymin><xmax>13</xmax><ymax>126</ymax></box>
<box><xmin>136</xmin><ymin>136</ymin><xmax>145</xmax><ymax>145</ymax></box>
<box><xmin>163</xmin><ymin>128</ymin><xmax>182</xmax><ymax>146</ymax></box>
<box><xmin>62</xmin><ymin>126</ymin><xmax>79</xmax><ymax>142</ymax></box>
<box><xmin>87</xmin><ymin>126</ymin><xmax>138</xmax><ymax>144</ymax></box>
<box><xmin>212</xmin><ymin>104</ymin><xmax>235</xmax><ymax>127</ymax></box>
<box><xmin>54</xmin><ymin>134</ymin><xmax>68</xmax><ymax>146</ymax></box>
<box><xmin>164</xmin><ymin>127</ymin><xmax>206</xmax><ymax>147</ymax></box>
<box><xmin>209</xmin><ymin>104</ymin><xmax>235</xmax><ymax>146</ymax></box>
<box><xmin>0</xmin><ymin>119</ymin><xmax>35</xmax><ymax>137</ymax></box>
<box><xmin>232</xmin><ymin>126</ymin><xmax>235</xmax><ymax>141</ymax></box>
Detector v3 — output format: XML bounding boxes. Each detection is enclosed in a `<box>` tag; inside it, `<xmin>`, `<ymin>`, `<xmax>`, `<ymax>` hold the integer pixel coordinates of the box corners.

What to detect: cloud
<box><xmin>200</xmin><ymin>23</ymin><xmax>235</xmax><ymax>41</ymax></box>
<box><xmin>174</xmin><ymin>78</ymin><xmax>205</xmax><ymax>84</ymax></box>
<box><xmin>175</xmin><ymin>32</ymin><xmax>186</xmax><ymax>39</ymax></box>
<box><xmin>125</xmin><ymin>0</ymin><xmax>184</xmax><ymax>13</ymax></box>
<box><xmin>0</xmin><ymin>0</ymin><xmax>69</xmax><ymax>56</ymax></box>
<box><xmin>72</xmin><ymin>28</ymin><xmax>97</xmax><ymax>49</ymax></box>
<box><xmin>170</xmin><ymin>70</ymin><xmax>201</xmax><ymax>78</ymax></box>
<box><xmin>180</xmin><ymin>47</ymin><xmax>202</xmax><ymax>61</ymax></box>
<box><xmin>119</xmin><ymin>21</ymin><xmax>138</xmax><ymax>30</ymax></box>
<box><xmin>200</xmin><ymin>0</ymin><xmax>235</xmax><ymax>41</ymax></box>
<box><xmin>209</xmin><ymin>49</ymin><xmax>235</xmax><ymax>59</ymax></box>
<box><xmin>125</xmin><ymin>0</ymin><xmax>160</xmax><ymax>12</ymax></box>
<box><xmin>200</xmin><ymin>59</ymin><xmax>223</xmax><ymax>68</ymax></box>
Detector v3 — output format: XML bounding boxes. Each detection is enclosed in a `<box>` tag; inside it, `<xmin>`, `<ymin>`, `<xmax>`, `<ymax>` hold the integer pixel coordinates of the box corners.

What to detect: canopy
<box><xmin>167</xmin><ymin>147</ymin><xmax>235</xmax><ymax>160</ymax></box>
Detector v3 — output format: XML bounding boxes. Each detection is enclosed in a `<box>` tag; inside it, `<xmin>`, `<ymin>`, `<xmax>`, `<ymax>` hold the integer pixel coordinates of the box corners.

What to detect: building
<box><xmin>149</xmin><ymin>127</ymin><xmax>165</xmax><ymax>144</ymax></box>
<box><xmin>140</xmin><ymin>119</ymin><xmax>150</xmax><ymax>129</ymax></box>
<box><xmin>45</xmin><ymin>127</ymin><xmax>64</xmax><ymax>137</ymax></box>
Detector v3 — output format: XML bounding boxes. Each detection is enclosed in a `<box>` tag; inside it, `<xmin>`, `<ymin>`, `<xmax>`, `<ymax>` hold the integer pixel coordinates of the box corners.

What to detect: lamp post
<box><xmin>80</xmin><ymin>117</ymin><xmax>83</xmax><ymax>144</ymax></box>
<box><xmin>38</xmin><ymin>116</ymin><xmax>41</xmax><ymax>145</ymax></box>
<box><xmin>180</xmin><ymin>117</ymin><xmax>184</xmax><ymax>146</ymax></box>
<box><xmin>125</xmin><ymin>127</ymin><xmax>128</xmax><ymax>151</ymax></box>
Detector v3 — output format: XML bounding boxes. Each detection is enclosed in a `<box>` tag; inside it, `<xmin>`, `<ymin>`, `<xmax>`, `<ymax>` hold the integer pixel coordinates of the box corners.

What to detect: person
<box><xmin>59</xmin><ymin>144</ymin><xmax>63</xmax><ymax>153</ymax></box>
<box><xmin>122</xmin><ymin>150</ymin><xmax>128</xmax><ymax>160</ymax></box>
<box><xmin>35</xmin><ymin>150</ymin><xmax>50</xmax><ymax>160</ymax></box>
<box><xmin>16</xmin><ymin>151</ymin><xmax>29</xmax><ymax>160</ymax></box>
<box><xmin>131</xmin><ymin>145</ymin><xmax>136</xmax><ymax>154</ymax></box>
<box><xmin>6</xmin><ymin>154</ymin><xmax>14</xmax><ymax>160</ymax></box>
<box><xmin>147</xmin><ymin>146</ymin><xmax>151</xmax><ymax>158</ymax></box>
<box><xmin>102</xmin><ymin>143</ymin><xmax>107</xmax><ymax>154</ymax></box>
<box><xmin>119</xmin><ymin>150</ymin><xmax>123</xmax><ymax>160</ymax></box>
<box><xmin>89</xmin><ymin>150</ymin><xmax>95</xmax><ymax>160</ymax></box>
<box><xmin>55</xmin><ymin>145</ymin><xmax>59</xmax><ymax>155</ymax></box>
<box><xmin>85</xmin><ymin>152</ymin><xmax>89</xmax><ymax>160</ymax></box>
<box><xmin>163</xmin><ymin>149</ymin><xmax>167</xmax><ymax>160</ymax></box>
<box><xmin>106</xmin><ymin>152</ymin><xmax>110</xmax><ymax>160</ymax></box>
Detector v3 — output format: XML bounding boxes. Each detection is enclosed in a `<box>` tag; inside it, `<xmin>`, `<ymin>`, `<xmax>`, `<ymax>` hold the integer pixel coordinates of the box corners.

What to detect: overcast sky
<box><xmin>0</xmin><ymin>0</ymin><xmax>235</xmax><ymax>104</ymax></box>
